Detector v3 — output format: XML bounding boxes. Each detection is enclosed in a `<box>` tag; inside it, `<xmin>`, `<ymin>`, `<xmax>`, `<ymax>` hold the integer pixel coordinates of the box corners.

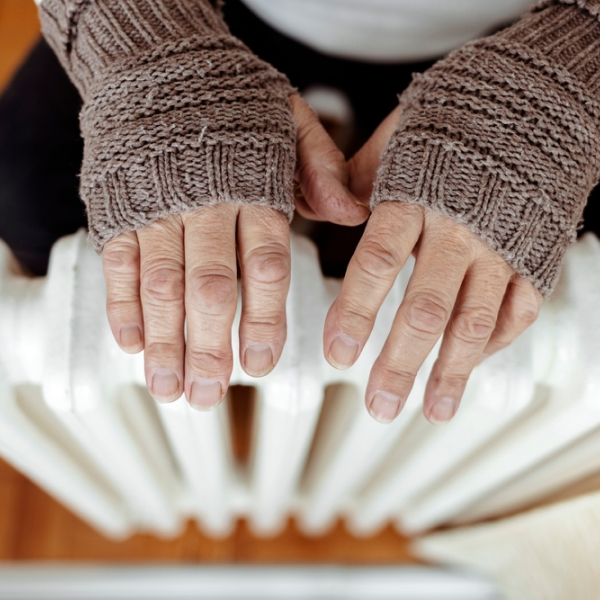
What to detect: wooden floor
<box><xmin>0</xmin><ymin>455</ymin><xmax>416</xmax><ymax>562</ymax></box>
<box><xmin>0</xmin><ymin>0</ymin><xmax>415</xmax><ymax>563</ymax></box>
<box><xmin>0</xmin><ymin>0</ymin><xmax>40</xmax><ymax>93</ymax></box>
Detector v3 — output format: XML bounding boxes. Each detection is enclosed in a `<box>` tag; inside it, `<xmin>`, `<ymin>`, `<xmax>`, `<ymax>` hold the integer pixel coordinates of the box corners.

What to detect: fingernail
<box><xmin>368</xmin><ymin>391</ymin><xmax>403</xmax><ymax>424</ymax></box>
<box><xmin>190</xmin><ymin>378</ymin><xmax>222</xmax><ymax>411</ymax></box>
<box><xmin>120</xmin><ymin>325</ymin><xmax>142</xmax><ymax>351</ymax></box>
<box><xmin>151</xmin><ymin>369</ymin><xmax>180</xmax><ymax>402</ymax></box>
<box><xmin>244</xmin><ymin>343</ymin><xmax>273</xmax><ymax>377</ymax></box>
<box><xmin>429</xmin><ymin>397</ymin><xmax>458</xmax><ymax>424</ymax></box>
<box><xmin>328</xmin><ymin>334</ymin><xmax>359</xmax><ymax>370</ymax></box>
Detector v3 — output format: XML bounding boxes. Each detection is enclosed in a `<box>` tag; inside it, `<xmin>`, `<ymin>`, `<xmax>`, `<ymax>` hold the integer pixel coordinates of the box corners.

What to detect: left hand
<box><xmin>301</xmin><ymin>106</ymin><xmax>544</xmax><ymax>425</ymax></box>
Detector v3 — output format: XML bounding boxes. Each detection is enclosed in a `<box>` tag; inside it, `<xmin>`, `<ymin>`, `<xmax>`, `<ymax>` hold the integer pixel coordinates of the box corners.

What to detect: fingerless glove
<box><xmin>373</xmin><ymin>0</ymin><xmax>600</xmax><ymax>297</ymax></box>
<box><xmin>39</xmin><ymin>0</ymin><xmax>296</xmax><ymax>251</ymax></box>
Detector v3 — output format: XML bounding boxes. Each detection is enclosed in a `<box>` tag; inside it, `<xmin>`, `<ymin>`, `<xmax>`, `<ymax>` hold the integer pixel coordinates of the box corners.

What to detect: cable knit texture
<box><xmin>372</xmin><ymin>0</ymin><xmax>600</xmax><ymax>297</ymax></box>
<box><xmin>38</xmin><ymin>0</ymin><xmax>296</xmax><ymax>251</ymax></box>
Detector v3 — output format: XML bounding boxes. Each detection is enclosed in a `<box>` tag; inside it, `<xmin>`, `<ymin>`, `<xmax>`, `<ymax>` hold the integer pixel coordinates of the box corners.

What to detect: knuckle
<box><xmin>143</xmin><ymin>265</ymin><xmax>184</xmax><ymax>303</ymax></box>
<box><xmin>492</xmin><ymin>255</ymin><xmax>514</xmax><ymax>278</ymax></box>
<box><xmin>378</xmin><ymin>364</ymin><xmax>418</xmax><ymax>389</ymax></box>
<box><xmin>507</xmin><ymin>279</ymin><xmax>542</xmax><ymax>331</ymax></box>
<box><xmin>443</xmin><ymin>216</ymin><xmax>470</xmax><ymax>241</ymax></box>
<box><xmin>106</xmin><ymin>298</ymin><xmax>138</xmax><ymax>323</ymax></box>
<box><xmin>244</xmin><ymin>244</ymin><xmax>290</xmax><ymax>286</ymax></box>
<box><xmin>103</xmin><ymin>246</ymin><xmax>140</xmax><ymax>275</ymax></box>
<box><xmin>142</xmin><ymin>265</ymin><xmax>184</xmax><ymax>301</ymax></box>
<box><xmin>187</xmin><ymin>347</ymin><xmax>232</xmax><ymax>374</ymax></box>
<box><xmin>395</xmin><ymin>202</ymin><xmax>425</xmax><ymax>226</ymax></box>
<box><xmin>144</xmin><ymin>341</ymin><xmax>181</xmax><ymax>364</ymax></box>
<box><xmin>445</xmin><ymin>236</ymin><xmax>471</xmax><ymax>261</ymax></box>
<box><xmin>516</xmin><ymin>305</ymin><xmax>539</xmax><ymax>329</ymax></box>
<box><xmin>435</xmin><ymin>361</ymin><xmax>471</xmax><ymax>389</ymax></box>
<box><xmin>336</xmin><ymin>300</ymin><xmax>374</xmax><ymax>332</ymax></box>
<box><xmin>434</xmin><ymin>367</ymin><xmax>469</xmax><ymax>388</ymax></box>
<box><xmin>355</xmin><ymin>238</ymin><xmax>399</xmax><ymax>278</ymax></box>
<box><xmin>187</xmin><ymin>267</ymin><xmax>237</xmax><ymax>314</ymax></box>
<box><xmin>512</xmin><ymin>293</ymin><xmax>541</xmax><ymax>329</ymax></box>
<box><xmin>243</xmin><ymin>314</ymin><xmax>286</xmax><ymax>333</ymax></box>
<box><xmin>404</xmin><ymin>293</ymin><xmax>450</xmax><ymax>337</ymax></box>
<box><xmin>451</xmin><ymin>307</ymin><xmax>497</xmax><ymax>343</ymax></box>
<box><xmin>429</xmin><ymin>224</ymin><xmax>472</xmax><ymax>259</ymax></box>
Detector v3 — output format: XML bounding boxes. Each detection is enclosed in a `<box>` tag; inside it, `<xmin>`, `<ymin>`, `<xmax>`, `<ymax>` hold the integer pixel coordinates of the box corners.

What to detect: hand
<box><xmin>101</xmin><ymin>95</ymin><xmax>366</xmax><ymax>410</ymax></box>
<box><xmin>323</xmin><ymin>107</ymin><xmax>544</xmax><ymax>425</ymax></box>
<box><xmin>102</xmin><ymin>204</ymin><xmax>289</xmax><ymax>409</ymax></box>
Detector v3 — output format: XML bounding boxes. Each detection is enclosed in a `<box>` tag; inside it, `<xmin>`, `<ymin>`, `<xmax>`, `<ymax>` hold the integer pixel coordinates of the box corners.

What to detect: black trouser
<box><xmin>1</xmin><ymin>0</ymin><xmax>598</xmax><ymax>276</ymax></box>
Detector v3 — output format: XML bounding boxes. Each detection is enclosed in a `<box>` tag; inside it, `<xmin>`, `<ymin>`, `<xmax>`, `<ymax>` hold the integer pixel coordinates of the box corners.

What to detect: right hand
<box><xmin>102</xmin><ymin>95</ymin><xmax>368</xmax><ymax>410</ymax></box>
<box><xmin>317</xmin><ymin>105</ymin><xmax>544</xmax><ymax>425</ymax></box>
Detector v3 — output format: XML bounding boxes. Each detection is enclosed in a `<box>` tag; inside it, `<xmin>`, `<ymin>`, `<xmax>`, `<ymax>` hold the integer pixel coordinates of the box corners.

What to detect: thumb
<box><xmin>290</xmin><ymin>94</ymin><xmax>369</xmax><ymax>226</ymax></box>
<box><xmin>348</xmin><ymin>105</ymin><xmax>401</xmax><ymax>207</ymax></box>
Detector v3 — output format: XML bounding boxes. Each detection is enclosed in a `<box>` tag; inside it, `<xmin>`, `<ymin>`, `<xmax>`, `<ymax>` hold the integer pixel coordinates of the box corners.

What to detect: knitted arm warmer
<box><xmin>38</xmin><ymin>0</ymin><xmax>296</xmax><ymax>251</ymax></box>
<box><xmin>372</xmin><ymin>0</ymin><xmax>600</xmax><ymax>297</ymax></box>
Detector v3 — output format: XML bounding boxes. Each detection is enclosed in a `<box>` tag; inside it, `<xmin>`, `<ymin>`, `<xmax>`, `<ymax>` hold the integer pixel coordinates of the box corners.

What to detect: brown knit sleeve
<box><xmin>38</xmin><ymin>0</ymin><xmax>296</xmax><ymax>251</ymax></box>
<box><xmin>372</xmin><ymin>0</ymin><xmax>600</xmax><ymax>297</ymax></box>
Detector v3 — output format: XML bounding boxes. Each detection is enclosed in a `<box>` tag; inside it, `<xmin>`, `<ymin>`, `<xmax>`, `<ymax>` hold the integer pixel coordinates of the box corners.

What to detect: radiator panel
<box><xmin>0</xmin><ymin>231</ymin><xmax>599</xmax><ymax>542</ymax></box>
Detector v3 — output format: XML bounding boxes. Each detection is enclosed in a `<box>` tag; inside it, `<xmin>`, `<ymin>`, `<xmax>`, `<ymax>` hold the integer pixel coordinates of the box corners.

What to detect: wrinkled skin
<box><xmin>103</xmin><ymin>95</ymin><xmax>543</xmax><ymax>424</ymax></box>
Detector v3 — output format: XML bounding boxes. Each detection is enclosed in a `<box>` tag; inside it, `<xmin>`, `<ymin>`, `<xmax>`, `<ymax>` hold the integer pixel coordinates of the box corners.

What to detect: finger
<box><xmin>294</xmin><ymin>181</ymin><xmax>326</xmax><ymax>222</ymax></box>
<box><xmin>324</xmin><ymin>202</ymin><xmax>423</xmax><ymax>371</ymax></box>
<box><xmin>347</xmin><ymin>105</ymin><xmax>401</xmax><ymax>206</ymax></box>
<box><xmin>480</xmin><ymin>275</ymin><xmax>543</xmax><ymax>360</ymax></box>
<box><xmin>365</xmin><ymin>219</ymin><xmax>471</xmax><ymax>423</ymax></box>
<box><xmin>102</xmin><ymin>231</ymin><xmax>144</xmax><ymax>353</ymax></box>
<box><xmin>182</xmin><ymin>204</ymin><xmax>238</xmax><ymax>411</ymax></box>
<box><xmin>138</xmin><ymin>217</ymin><xmax>185</xmax><ymax>403</ymax></box>
<box><xmin>238</xmin><ymin>205</ymin><xmax>291</xmax><ymax>377</ymax></box>
<box><xmin>423</xmin><ymin>255</ymin><xmax>512</xmax><ymax>424</ymax></box>
<box><xmin>290</xmin><ymin>94</ymin><xmax>369</xmax><ymax>226</ymax></box>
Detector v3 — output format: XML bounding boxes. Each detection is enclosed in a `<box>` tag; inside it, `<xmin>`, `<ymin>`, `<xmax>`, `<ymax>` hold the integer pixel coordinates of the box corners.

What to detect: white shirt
<box><xmin>240</xmin><ymin>0</ymin><xmax>537</xmax><ymax>61</ymax></box>
<box><xmin>35</xmin><ymin>0</ymin><xmax>538</xmax><ymax>62</ymax></box>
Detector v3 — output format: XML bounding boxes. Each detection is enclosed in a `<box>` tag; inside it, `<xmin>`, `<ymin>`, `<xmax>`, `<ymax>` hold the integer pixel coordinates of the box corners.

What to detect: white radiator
<box><xmin>0</xmin><ymin>230</ymin><xmax>599</xmax><ymax>544</ymax></box>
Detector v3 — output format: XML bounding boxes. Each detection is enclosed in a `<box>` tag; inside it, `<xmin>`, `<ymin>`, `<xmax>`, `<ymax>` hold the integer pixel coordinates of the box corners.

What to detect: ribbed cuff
<box><xmin>84</xmin><ymin>137</ymin><xmax>295</xmax><ymax>251</ymax></box>
<box><xmin>372</xmin><ymin>0</ymin><xmax>600</xmax><ymax>297</ymax></box>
